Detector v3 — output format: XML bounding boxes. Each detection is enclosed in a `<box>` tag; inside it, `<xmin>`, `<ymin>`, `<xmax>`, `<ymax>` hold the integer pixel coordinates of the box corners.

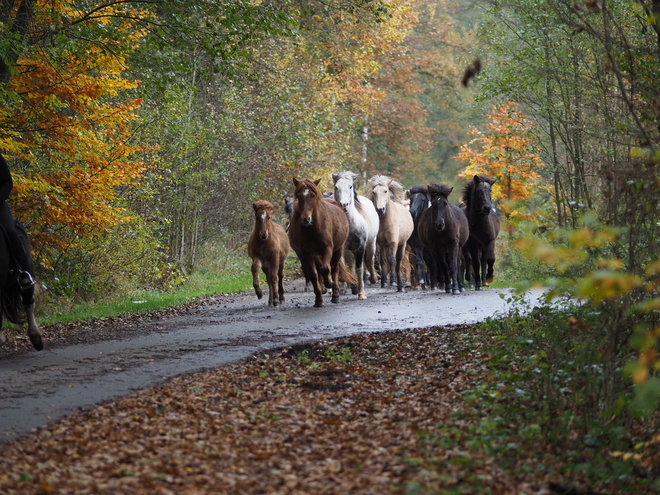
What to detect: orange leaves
<box><xmin>458</xmin><ymin>102</ymin><xmax>547</xmax><ymax>222</ymax></box>
<box><xmin>1</xmin><ymin>1</ymin><xmax>150</xmax><ymax>268</ymax></box>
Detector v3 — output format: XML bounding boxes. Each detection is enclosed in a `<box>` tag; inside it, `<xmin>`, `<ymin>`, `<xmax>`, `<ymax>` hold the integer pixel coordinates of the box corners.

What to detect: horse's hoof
<box><xmin>331</xmin><ymin>297</ymin><xmax>339</xmax><ymax>304</ymax></box>
<box><xmin>256</xmin><ymin>290</ymin><xmax>263</xmax><ymax>299</ymax></box>
<box><xmin>351</xmin><ymin>285</ymin><xmax>358</xmax><ymax>295</ymax></box>
<box><xmin>452</xmin><ymin>289</ymin><xmax>460</xmax><ymax>295</ymax></box>
<box><xmin>272</xmin><ymin>301</ymin><xmax>279</xmax><ymax>307</ymax></box>
<box><xmin>358</xmin><ymin>293</ymin><xmax>367</xmax><ymax>300</ymax></box>
<box><xmin>445</xmin><ymin>288</ymin><xmax>452</xmax><ymax>294</ymax></box>
<box><xmin>475</xmin><ymin>286</ymin><xmax>482</xmax><ymax>291</ymax></box>
<box><xmin>30</xmin><ymin>334</ymin><xmax>44</xmax><ymax>351</ymax></box>
<box><xmin>314</xmin><ymin>300</ymin><xmax>323</xmax><ymax>308</ymax></box>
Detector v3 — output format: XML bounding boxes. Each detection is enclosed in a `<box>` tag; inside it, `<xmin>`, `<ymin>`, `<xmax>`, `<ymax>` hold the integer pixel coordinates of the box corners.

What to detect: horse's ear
<box><xmin>488</xmin><ymin>177</ymin><xmax>497</xmax><ymax>185</ymax></box>
<box><xmin>314</xmin><ymin>179</ymin><xmax>321</xmax><ymax>186</ymax></box>
<box><xmin>448</xmin><ymin>186</ymin><xmax>454</xmax><ymax>195</ymax></box>
<box><xmin>292</xmin><ymin>177</ymin><xmax>300</xmax><ymax>187</ymax></box>
<box><xmin>253</xmin><ymin>202</ymin><xmax>259</xmax><ymax>212</ymax></box>
<box><xmin>473</xmin><ymin>175</ymin><xmax>480</xmax><ymax>183</ymax></box>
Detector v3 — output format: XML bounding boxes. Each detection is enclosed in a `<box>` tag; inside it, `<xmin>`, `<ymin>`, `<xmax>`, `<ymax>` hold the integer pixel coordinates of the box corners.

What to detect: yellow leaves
<box><xmin>457</xmin><ymin>102</ymin><xmax>547</xmax><ymax>222</ymax></box>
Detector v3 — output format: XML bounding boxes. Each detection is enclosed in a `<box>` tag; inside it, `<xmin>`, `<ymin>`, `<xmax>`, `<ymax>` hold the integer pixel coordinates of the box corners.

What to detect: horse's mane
<box><xmin>294</xmin><ymin>178</ymin><xmax>322</xmax><ymax>198</ymax></box>
<box><xmin>253</xmin><ymin>199</ymin><xmax>273</xmax><ymax>212</ymax></box>
<box><xmin>461</xmin><ymin>174</ymin><xmax>495</xmax><ymax>205</ymax></box>
<box><xmin>428</xmin><ymin>182</ymin><xmax>453</xmax><ymax>199</ymax></box>
<box><xmin>368</xmin><ymin>174</ymin><xmax>407</xmax><ymax>204</ymax></box>
<box><xmin>408</xmin><ymin>184</ymin><xmax>429</xmax><ymax>198</ymax></box>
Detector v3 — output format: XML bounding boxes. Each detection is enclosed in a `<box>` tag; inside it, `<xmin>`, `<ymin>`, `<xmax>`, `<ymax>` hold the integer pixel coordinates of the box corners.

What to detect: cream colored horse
<box><xmin>367</xmin><ymin>175</ymin><xmax>414</xmax><ymax>291</ymax></box>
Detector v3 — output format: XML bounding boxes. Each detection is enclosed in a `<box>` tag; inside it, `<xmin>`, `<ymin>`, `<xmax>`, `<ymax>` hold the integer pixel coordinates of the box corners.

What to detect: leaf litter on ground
<box><xmin>0</xmin><ymin>325</ymin><xmax>652</xmax><ymax>494</ymax></box>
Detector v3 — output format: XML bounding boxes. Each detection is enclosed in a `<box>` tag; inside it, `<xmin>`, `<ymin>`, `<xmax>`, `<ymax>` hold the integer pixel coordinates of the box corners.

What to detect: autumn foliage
<box><xmin>1</xmin><ymin>1</ymin><xmax>150</xmax><ymax>269</ymax></box>
<box><xmin>457</xmin><ymin>102</ymin><xmax>546</xmax><ymax>223</ymax></box>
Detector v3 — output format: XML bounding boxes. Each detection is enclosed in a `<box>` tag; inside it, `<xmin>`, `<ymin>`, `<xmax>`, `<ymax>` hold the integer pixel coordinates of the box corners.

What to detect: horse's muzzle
<box><xmin>260</xmin><ymin>232</ymin><xmax>269</xmax><ymax>241</ymax></box>
<box><xmin>435</xmin><ymin>221</ymin><xmax>446</xmax><ymax>232</ymax></box>
<box><xmin>301</xmin><ymin>216</ymin><xmax>313</xmax><ymax>226</ymax></box>
<box><xmin>377</xmin><ymin>207</ymin><xmax>386</xmax><ymax>215</ymax></box>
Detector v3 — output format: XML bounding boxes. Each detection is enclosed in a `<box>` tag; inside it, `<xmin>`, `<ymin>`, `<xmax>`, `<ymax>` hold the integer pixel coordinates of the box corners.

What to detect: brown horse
<box><xmin>462</xmin><ymin>174</ymin><xmax>500</xmax><ymax>290</ymax></box>
<box><xmin>287</xmin><ymin>177</ymin><xmax>354</xmax><ymax>307</ymax></box>
<box><xmin>248</xmin><ymin>200</ymin><xmax>291</xmax><ymax>307</ymax></box>
<box><xmin>367</xmin><ymin>175</ymin><xmax>414</xmax><ymax>291</ymax></box>
<box><xmin>418</xmin><ymin>183</ymin><xmax>469</xmax><ymax>295</ymax></box>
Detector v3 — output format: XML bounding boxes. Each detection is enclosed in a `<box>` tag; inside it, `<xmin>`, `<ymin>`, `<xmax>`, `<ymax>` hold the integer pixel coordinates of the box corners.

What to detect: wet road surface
<box><xmin>0</xmin><ymin>282</ymin><xmax>544</xmax><ymax>442</ymax></box>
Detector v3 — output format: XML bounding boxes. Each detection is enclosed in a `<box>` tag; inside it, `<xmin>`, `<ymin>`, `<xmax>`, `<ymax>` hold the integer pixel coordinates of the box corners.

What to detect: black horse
<box><xmin>407</xmin><ymin>185</ymin><xmax>434</xmax><ymax>290</ymax></box>
<box><xmin>0</xmin><ymin>220</ymin><xmax>43</xmax><ymax>350</ymax></box>
<box><xmin>418</xmin><ymin>183</ymin><xmax>469</xmax><ymax>295</ymax></box>
<box><xmin>462</xmin><ymin>174</ymin><xmax>500</xmax><ymax>290</ymax></box>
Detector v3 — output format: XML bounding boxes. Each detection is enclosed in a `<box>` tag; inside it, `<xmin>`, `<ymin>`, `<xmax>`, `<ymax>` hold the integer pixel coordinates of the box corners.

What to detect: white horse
<box><xmin>332</xmin><ymin>171</ymin><xmax>379</xmax><ymax>299</ymax></box>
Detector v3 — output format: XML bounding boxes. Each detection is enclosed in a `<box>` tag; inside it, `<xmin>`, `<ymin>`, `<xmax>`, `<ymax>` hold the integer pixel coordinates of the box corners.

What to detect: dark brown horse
<box><xmin>248</xmin><ymin>200</ymin><xmax>291</xmax><ymax>307</ymax></box>
<box><xmin>418</xmin><ymin>183</ymin><xmax>469</xmax><ymax>295</ymax></box>
<box><xmin>288</xmin><ymin>178</ymin><xmax>354</xmax><ymax>307</ymax></box>
<box><xmin>462</xmin><ymin>174</ymin><xmax>500</xmax><ymax>290</ymax></box>
<box><xmin>0</xmin><ymin>220</ymin><xmax>43</xmax><ymax>350</ymax></box>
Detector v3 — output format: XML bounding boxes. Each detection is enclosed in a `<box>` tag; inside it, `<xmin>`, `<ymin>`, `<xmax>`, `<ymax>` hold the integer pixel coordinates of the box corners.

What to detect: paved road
<box><xmin>0</xmin><ymin>282</ymin><xmax>544</xmax><ymax>442</ymax></box>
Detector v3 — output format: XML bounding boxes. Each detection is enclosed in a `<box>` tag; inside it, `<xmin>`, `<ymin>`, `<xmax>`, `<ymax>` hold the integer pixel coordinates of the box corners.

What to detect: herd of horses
<box><xmin>0</xmin><ymin>172</ymin><xmax>499</xmax><ymax>351</ymax></box>
<box><xmin>249</xmin><ymin>173</ymin><xmax>500</xmax><ymax>308</ymax></box>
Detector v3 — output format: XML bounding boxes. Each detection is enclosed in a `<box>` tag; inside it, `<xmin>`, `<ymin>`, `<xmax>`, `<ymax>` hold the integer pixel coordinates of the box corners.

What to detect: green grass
<box><xmin>34</xmin><ymin>261</ymin><xmax>255</xmax><ymax>328</ymax></box>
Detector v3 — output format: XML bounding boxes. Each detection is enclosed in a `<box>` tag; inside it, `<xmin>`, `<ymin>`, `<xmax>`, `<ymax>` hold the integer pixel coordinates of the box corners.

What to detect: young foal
<box><xmin>418</xmin><ymin>183</ymin><xmax>469</xmax><ymax>295</ymax></box>
<box><xmin>288</xmin><ymin>178</ymin><xmax>353</xmax><ymax>307</ymax></box>
<box><xmin>248</xmin><ymin>200</ymin><xmax>291</xmax><ymax>307</ymax></box>
<box><xmin>367</xmin><ymin>175</ymin><xmax>414</xmax><ymax>291</ymax></box>
<box><xmin>332</xmin><ymin>171</ymin><xmax>379</xmax><ymax>299</ymax></box>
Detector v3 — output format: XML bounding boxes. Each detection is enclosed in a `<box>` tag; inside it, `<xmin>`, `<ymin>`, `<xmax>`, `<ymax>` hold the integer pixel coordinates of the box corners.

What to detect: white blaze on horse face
<box><xmin>258</xmin><ymin>210</ymin><xmax>269</xmax><ymax>240</ymax></box>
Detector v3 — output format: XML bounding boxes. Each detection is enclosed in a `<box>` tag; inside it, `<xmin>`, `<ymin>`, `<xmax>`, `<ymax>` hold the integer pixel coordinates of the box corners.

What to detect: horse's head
<box><xmin>463</xmin><ymin>174</ymin><xmax>496</xmax><ymax>215</ymax></box>
<box><xmin>407</xmin><ymin>185</ymin><xmax>430</xmax><ymax>221</ymax></box>
<box><xmin>428</xmin><ymin>183</ymin><xmax>453</xmax><ymax>232</ymax></box>
<box><xmin>253</xmin><ymin>200</ymin><xmax>274</xmax><ymax>240</ymax></box>
<box><xmin>292</xmin><ymin>177</ymin><xmax>322</xmax><ymax>227</ymax></box>
<box><xmin>332</xmin><ymin>171</ymin><xmax>358</xmax><ymax>212</ymax></box>
<box><xmin>369</xmin><ymin>182</ymin><xmax>390</xmax><ymax>215</ymax></box>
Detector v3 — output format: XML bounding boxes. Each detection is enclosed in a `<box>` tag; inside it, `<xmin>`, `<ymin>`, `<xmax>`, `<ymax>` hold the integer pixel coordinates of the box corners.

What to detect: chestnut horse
<box><xmin>248</xmin><ymin>200</ymin><xmax>291</xmax><ymax>307</ymax></box>
<box><xmin>418</xmin><ymin>183</ymin><xmax>469</xmax><ymax>295</ymax></box>
<box><xmin>462</xmin><ymin>174</ymin><xmax>500</xmax><ymax>290</ymax></box>
<box><xmin>367</xmin><ymin>175</ymin><xmax>414</xmax><ymax>291</ymax></box>
<box><xmin>288</xmin><ymin>178</ymin><xmax>355</xmax><ymax>307</ymax></box>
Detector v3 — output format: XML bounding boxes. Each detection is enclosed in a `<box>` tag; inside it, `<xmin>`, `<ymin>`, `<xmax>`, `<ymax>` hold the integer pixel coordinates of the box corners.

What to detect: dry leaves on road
<box><xmin>0</xmin><ymin>326</ymin><xmax>588</xmax><ymax>494</ymax></box>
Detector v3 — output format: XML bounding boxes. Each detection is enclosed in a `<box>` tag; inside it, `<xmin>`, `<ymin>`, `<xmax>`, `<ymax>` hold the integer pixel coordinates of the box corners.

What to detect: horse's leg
<box><xmin>449</xmin><ymin>245</ymin><xmax>461</xmax><ymax>295</ymax></box>
<box><xmin>251</xmin><ymin>258</ymin><xmax>263</xmax><ymax>300</ymax></box>
<box><xmin>21</xmin><ymin>288</ymin><xmax>43</xmax><ymax>351</ymax></box>
<box><xmin>485</xmin><ymin>241</ymin><xmax>496</xmax><ymax>286</ymax></box>
<box><xmin>387</xmin><ymin>241</ymin><xmax>398</xmax><ymax>288</ymax></box>
<box><xmin>438</xmin><ymin>252</ymin><xmax>451</xmax><ymax>293</ymax></box>
<box><xmin>328</xmin><ymin>249</ymin><xmax>343</xmax><ymax>304</ymax></box>
<box><xmin>277</xmin><ymin>259</ymin><xmax>286</xmax><ymax>305</ymax></box>
<box><xmin>305</xmin><ymin>256</ymin><xmax>324</xmax><ymax>307</ymax></box>
<box><xmin>267</xmin><ymin>255</ymin><xmax>279</xmax><ymax>307</ymax></box>
<box><xmin>354</xmin><ymin>245</ymin><xmax>367</xmax><ymax>300</ymax></box>
<box><xmin>379</xmin><ymin>244</ymin><xmax>388</xmax><ymax>288</ymax></box>
<box><xmin>394</xmin><ymin>242</ymin><xmax>406</xmax><ymax>292</ymax></box>
<box><xmin>365</xmin><ymin>239</ymin><xmax>378</xmax><ymax>285</ymax></box>
<box><xmin>470</xmin><ymin>246</ymin><xmax>483</xmax><ymax>290</ymax></box>
<box><xmin>413</xmin><ymin>245</ymin><xmax>427</xmax><ymax>290</ymax></box>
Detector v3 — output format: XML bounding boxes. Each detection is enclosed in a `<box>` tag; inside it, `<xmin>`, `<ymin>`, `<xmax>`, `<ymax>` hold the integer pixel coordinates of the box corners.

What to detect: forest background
<box><xmin>2</xmin><ymin>0</ymin><xmax>660</xmax><ymax>463</ymax></box>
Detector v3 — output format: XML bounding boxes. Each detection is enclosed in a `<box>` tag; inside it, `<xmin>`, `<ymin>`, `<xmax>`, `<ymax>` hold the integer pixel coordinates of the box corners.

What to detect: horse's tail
<box><xmin>337</xmin><ymin>259</ymin><xmax>357</xmax><ymax>286</ymax></box>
